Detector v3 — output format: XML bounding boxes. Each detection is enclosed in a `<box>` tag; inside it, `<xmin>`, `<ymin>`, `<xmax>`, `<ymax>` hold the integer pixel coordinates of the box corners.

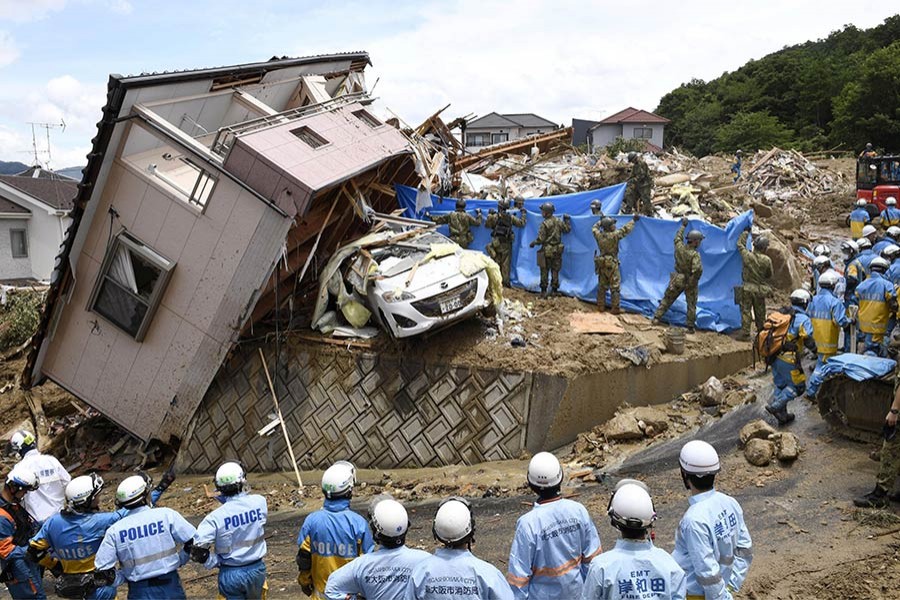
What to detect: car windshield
<box><xmin>369</xmin><ymin>231</ymin><xmax>454</xmax><ymax>278</ymax></box>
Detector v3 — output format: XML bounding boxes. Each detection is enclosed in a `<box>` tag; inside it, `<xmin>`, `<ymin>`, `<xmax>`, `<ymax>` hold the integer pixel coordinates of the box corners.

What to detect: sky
<box><xmin>0</xmin><ymin>0</ymin><xmax>897</xmax><ymax>170</ymax></box>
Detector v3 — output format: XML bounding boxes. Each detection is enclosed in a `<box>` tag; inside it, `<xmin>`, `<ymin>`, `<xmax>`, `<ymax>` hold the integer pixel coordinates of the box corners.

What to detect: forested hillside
<box><xmin>656</xmin><ymin>15</ymin><xmax>900</xmax><ymax>156</ymax></box>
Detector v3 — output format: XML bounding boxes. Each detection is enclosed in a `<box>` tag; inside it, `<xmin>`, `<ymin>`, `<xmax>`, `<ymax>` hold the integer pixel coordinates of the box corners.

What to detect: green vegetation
<box><xmin>605</xmin><ymin>136</ymin><xmax>648</xmax><ymax>156</ymax></box>
<box><xmin>656</xmin><ymin>15</ymin><xmax>900</xmax><ymax>156</ymax></box>
<box><xmin>0</xmin><ymin>290</ymin><xmax>43</xmax><ymax>352</ymax></box>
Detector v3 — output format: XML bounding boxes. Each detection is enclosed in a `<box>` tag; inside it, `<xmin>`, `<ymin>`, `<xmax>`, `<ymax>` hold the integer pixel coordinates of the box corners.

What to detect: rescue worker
<box><xmin>856</xmin><ymin>236</ymin><xmax>876</xmax><ymax>279</ymax></box>
<box><xmin>672</xmin><ymin>441</ymin><xmax>752</xmax><ymax>600</ymax></box>
<box><xmin>652</xmin><ymin>218</ymin><xmax>703</xmax><ymax>333</ymax></box>
<box><xmin>580</xmin><ymin>481</ymin><xmax>686</xmax><ymax>600</ymax></box>
<box><xmin>429</xmin><ymin>199</ymin><xmax>483</xmax><ymax>249</ymax></box>
<box><xmin>813</xmin><ymin>255</ymin><xmax>846</xmax><ymax>300</ymax></box>
<box><xmin>859</xmin><ymin>142</ymin><xmax>877</xmax><ymax>158</ymax></box>
<box><xmin>405</xmin><ymin>497</ymin><xmax>512</xmax><ymax>600</ymax></box>
<box><xmin>862</xmin><ymin>225</ymin><xmax>881</xmax><ymax>256</ymax></box>
<box><xmin>624</xmin><ymin>152</ymin><xmax>653</xmax><ymax>216</ymax></box>
<box><xmin>590</xmin><ymin>199</ymin><xmax>603</xmax><ymax>216</ymax></box>
<box><xmin>297</xmin><ymin>461</ymin><xmax>373</xmax><ymax>598</ymax></box>
<box><xmin>812</xmin><ymin>243</ymin><xmax>829</xmax><ymax>258</ymax></box>
<box><xmin>190</xmin><ymin>462</ymin><xmax>268</xmax><ymax>600</ymax></box>
<box><xmin>9</xmin><ymin>430</ymin><xmax>70</xmax><ymax>525</ymax></box>
<box><xmin>875</xmin><ymin>223</ymin><xmax>900</xmax><ymax>255</ymax></box>
<box><xmin>0</xmin><ymin>468</ymin><xmax>44</xmax><ymax>599</ymax></box>
<box><xmin>765</xmin><ymin>289</ymin><xmax>816</xmax><ymax>426</ymax></box>
<box><xmin>735</xmin><ymin>227</ymin><xmax>772</xmax><ymax>341</ymax></box>
<box><xmin>485</xmin><ymin>199</ymin><xmax>526</xmax><ymax>287</ymax></box>
<box><xmin>855</xmin><ymin>256</ymin><xmax>896</xmax><ymax>357</ymax></box>
<box><xmin>593</xmin><ymin>214</ymin><xmax>639</xmax><ymax>314</ymax></box>
<box><xmin>881</xmin><ymin>198</ymin><xmax>900</xmax><ymax>229</ymax></box>
<box><xmin>506</xmin><ymin>452</ymin><xmax>602</xmax><ymax>599</ymax></box>
<box><xmin>805</xmin><ymin>272</ymin><xmax>852</xmax><ymax>399</ymax></box>
<box><xmin>529</xmin><ymin>203</ymin><xmax>571</xmax><ymax>298</ymax></box>
<box><xmin>854</xmin><ymin>360</ymin><xmax>900</xmax><ymax>508</ymax></box>
<box><xmin>850</xmin><ymin>199</ymin><xmax>871</xmax><ymax>239</ymax></box>
<box><xmin>94</xmin><ymin>475</ymin><xmax>195</xmax><ymax>599</ymax></box>
<box><xmin>885</xmin><ymin>244</ymin><xmax>900</xmax><ymax>286</ymax></box>
<box><xmin>325</xmin><ymin>497</ymin><xmax>429</xmax><ymax>600</ymax></box>
<box><xmin>29</xmin><ymin>472</ymin><xmax>171</xmax><ymax>600</ymax></box>
<box><xmin>730</xmin><ymin>150</ymin><xmax>742</xmax><ymax>183</ymax></box>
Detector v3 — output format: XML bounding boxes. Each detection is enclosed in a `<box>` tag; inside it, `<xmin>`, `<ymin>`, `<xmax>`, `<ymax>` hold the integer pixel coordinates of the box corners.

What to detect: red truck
<box><xmin>857</xmin><ymin>155</ymin><xmax>900</xmax><ymax>216</ymax></box>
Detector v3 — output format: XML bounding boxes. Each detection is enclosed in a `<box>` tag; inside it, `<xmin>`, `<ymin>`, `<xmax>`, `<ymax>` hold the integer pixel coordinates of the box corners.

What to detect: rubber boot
<box><xmin>854</xmin><ymin>486</ymin><xmax>889</xmax><ymax>508</ymax></box>
<box><xmin>610</xmin><ymin>291</ymin><xmax>621</xmax><ymax>315</ymax></box>
<box><xmin>765</xmin><ymin>404</ymin><xmax>791</xmax><ymax>426</ymax></box>
<box><xmin>540</xmin><ymin>286</ymin><xmax>548</xmax><ymax>299</ymax></box>
<box><xmin>551</xmin><ymin>286</ymin><xmax>559</xmax><ymax>297</ymax></box>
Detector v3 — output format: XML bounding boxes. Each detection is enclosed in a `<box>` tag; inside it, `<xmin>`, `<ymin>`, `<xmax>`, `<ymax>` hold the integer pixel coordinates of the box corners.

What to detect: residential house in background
<box><xmin>24</xmin><ymin>53</ymin><xmax>417</xmax><ymax>448</ymax></box>
<box><xmin>571</xmin><ymin>118</ymin><xmax>600</xmax><ymax>147</ymax></box>
<box><xmin>588</xmin><ymin>107</ymin><xmax>669</xmax><ymax>152</ymax></box>
<box><xmin>463</xmin><ymin>113</ymin><xmax>559</xmax><ymax>148</ymax></box>
<box><xmin>0</xmin><ymin>168</ymin><xmax>76</xmax><ymax>281</ymax></box>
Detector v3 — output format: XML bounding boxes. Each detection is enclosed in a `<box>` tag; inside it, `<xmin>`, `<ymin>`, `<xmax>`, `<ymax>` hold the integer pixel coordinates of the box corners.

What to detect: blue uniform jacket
<box><xmin>194</xmin><ymin>492</ymin><xmax>267</xmax><ymax>569</ymax></box>
<box><xmin>405</xmin><ymin>547</ymin><xmax>513</xmax><ymax>600</ymax></box>
<box><xmin>671</xmin><ymin>490</ymin><xmax>752</xmax><ymax>600</ymax></box>
<box><xmin>506</xmin><ymin>497</ymin><xmax>602</xmax><ymax>599</ymax></box>
<box><xmin>324</xmin><ymin>544</ymin><xmax>431</xmax><ymax>600</ymax></box>
<box><xmin>580</xmin><ymin>539</ymin><xmax>686</xmax><ymax>600</ymax></box>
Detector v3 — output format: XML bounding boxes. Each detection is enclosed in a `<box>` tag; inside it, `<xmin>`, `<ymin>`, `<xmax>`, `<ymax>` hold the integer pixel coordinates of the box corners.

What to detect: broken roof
<box><xmin>467</xmin><ymin>112</ymin><xmax>558</xmax><ymax>129</ymax></box>
<box><xmin>0</xmin><ymin>174</ymin><xmax>77</xmax><ymax>211</ymax></box>
<box><xmin>595</xmin><ymin>107</ymin><xmax>670</xmax><ymax>125</ymax></box>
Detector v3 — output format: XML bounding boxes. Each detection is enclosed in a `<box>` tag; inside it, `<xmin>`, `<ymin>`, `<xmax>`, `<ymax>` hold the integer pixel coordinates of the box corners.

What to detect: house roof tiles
<box><xmin>0</xmin><ymin>175</ymin><xmax>77</xmax><ymax>210</ymax></box>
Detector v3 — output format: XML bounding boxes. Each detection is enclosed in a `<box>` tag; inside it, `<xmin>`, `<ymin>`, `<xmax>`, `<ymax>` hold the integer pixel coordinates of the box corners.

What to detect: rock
<box><xmin>725</xmin><ymin>389</ymin><xmax>755</xmax><ymax>407</ymax></box>
<box><xmin>744</xmin><ymin>438</ymin><xmax>775</xmax><ymax>466</ymax></box>
<box><xmin>605</xmin><ymin>414</ymin><xmax>644</xmax><ymax>441</ymax></box>
<box><xmin>750</xmin><ymin>202</ymin><xmax>773</xmax><ymax>218</ymax></box>
<box><xmin>773</xmin><ymin>432</ymin><xmax>801</xmax><ymax>461</ymax></box>
<box><xmin>763</xmin><ymin>233</ymin><xmax>805</xmax><ymax>291</ymax></box>
<box><xmin>631</xmin><ymin>407</ymin><xmax>669</xmax><ymax>433</ymax></box>
<box><xmin>700</xmin><ymin>376</ymin><xmax>725</xmax><ymax>406</ymax></box>
<box><xmin>740</xmin><ymin>419</ymin><xmax>777</xmax><ymax>445</ymax></box>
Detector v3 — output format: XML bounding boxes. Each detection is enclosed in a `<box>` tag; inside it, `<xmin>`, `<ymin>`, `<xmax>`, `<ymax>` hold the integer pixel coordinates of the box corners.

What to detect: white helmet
<box><xmin>6</xmin><ymin>468</ymin><xmax>39</xmax><ymax>493</ymax></box>
<box><xmin>812</xmin><ymin>244</ymin><xmax>829</xmax><ymax>257</ymax></box>
<box><xmin>857</xmin><ymin>198</ymin><xmax>867</xmax><ymax>207</ymax></box>
<box><xmin>856</xmin><ymin>237</ymin><xmax>872</xmax><ymax>250</ymax></box>
<box><xmin>215</xmin><ymin>462</ymin><xmax>246</xmax><ymax>495</ymax></box>
<box><xmin>813</xmin><ymin>255</ymin><xmax>831</xmax><ymax>269</ymax></box>
<box><xmin>818</xmin><ymin>271</ymin><xmax>839</xmax><ymax>289</ymax></box>
<box><xmin>66</xmin><ymin>474</ymin><xmax>104</xmax><ymax>510</ymax></box>
<box><xmin>883</xmin><ymin>244</ymin><xmax>900</xmax><ymax>261</ymax></box>
<box><xmin>8</xmin><ymin>430</ymin><xmax>36</xmax><ymax>456</ymax></box>
<box><xmin>790</xmin><ymin>288</ymin><xmax>812</xmax><ymax>308</ymax></box>
<box><xmin>371</xmin><ymin>498</ymin><xmax>409</xmax><ymax>540</ymax></box>
<box><xmin>870</xmin><ymin>256</ymin><xmax>890</xmax><ymax>273</ymax></box>
<box><xmin>888</xmin><ymin>226</ymin><xmax>900</xmax><ymax>239</ymax></box>
<box><xmin>527</xmin><ymin>452</ymin><xmax>563</xmax><ymax>489</ymax></box>
<box><xmin>841</xmin><ymin>240</ymin><xmax>859</xmax><ymax>255</ymax></box>
<box><xmin>433</xmin><ymin>497</ymin><xmax>474</xmax><ymax>544</ymax></box>
<box><xmin>862</xmin><ymin>224</ymin><xmax>878</xmax><ymax>238</ymax></box>
<box><xmin>608</xmin><ymin>483</ymin><xmax>656</xmax><ymax>530</ymax></box>
<box><xmin>321</xmin><ymin>462</ymin><xmax>354</xmax><ymax>499</ymax></box>
<box><xmin>333</xmin><ymin>460</ymin><xmax>357</xmax><ymax>485</ymax></box>
<box><xmin>887</xmin><ymin>197</ymin><xmax>897</xmax><ymax>206</ymax></box>
<box><xmin>679</xmin><ymin>440</ymin><xmax>720</xmax><ymax>476</ymax></box>
<box><xmin>116</xmin><ymin>474</ymin><xmax>150</xmax><ymax>508</ymax></box>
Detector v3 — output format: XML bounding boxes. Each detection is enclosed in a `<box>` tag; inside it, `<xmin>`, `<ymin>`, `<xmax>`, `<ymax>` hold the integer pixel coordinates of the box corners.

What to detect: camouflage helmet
<box><xmin>627</xmin><ymin>152</ymin><xmax>638</xmax><ymax>162</ymax></box>
<box><xmin>498</xmin><ymin>198</ymin><xmax>510</xmax><ymax>210</ymax></box>
<box><xmin>754</xmin><ymin>235</ymin><xmax>769</xmax><ymax>251</ymax></box>
<box><xmin>540</xmin><ymin>202</ymin><xmax>555</xmax><ymax>216</ymax></box>
<box><xmin>590</xmin><ymin>199</ymin><xmax>603</xmax><ymax>214</ymax></box>
<box><xmin>600</xmin><ymin>216</ymin><xmax>616</xmax><ymax>230</ymax></box>
<box><xmin>686</xmin><ymin>229</ymin><xmax>704</xmax><ymax>243</ymax></box>
<box><xmin>455</xmin><ymin>198</ymin><xmax>467</xmax><ymax>210</ymax></box>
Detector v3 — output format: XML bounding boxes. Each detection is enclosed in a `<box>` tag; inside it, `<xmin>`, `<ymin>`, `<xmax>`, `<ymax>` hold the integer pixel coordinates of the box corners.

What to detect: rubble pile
<box><xmin>740</xmin><ymin>147</ymin><xmax>851</xmax><ymax>203</ymax></box>
<box><xmin>739</xmin><ymin>418</ymin><xmax>801</xmax><ymax>466</ymax></box>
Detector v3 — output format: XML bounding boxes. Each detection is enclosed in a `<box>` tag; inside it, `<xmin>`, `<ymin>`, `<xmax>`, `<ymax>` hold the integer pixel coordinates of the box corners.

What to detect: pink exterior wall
<box><xmin>41</xmin><ymin>156</ymin><xmax>290</xmax><ymax>441</ymax></box>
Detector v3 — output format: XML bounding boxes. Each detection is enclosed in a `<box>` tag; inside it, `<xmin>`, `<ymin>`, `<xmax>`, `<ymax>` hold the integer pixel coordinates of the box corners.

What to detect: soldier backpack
<box><xmin>754</xmin><ymin>308</ymin><xmax>795</xmax><ymax>367</ymax></box>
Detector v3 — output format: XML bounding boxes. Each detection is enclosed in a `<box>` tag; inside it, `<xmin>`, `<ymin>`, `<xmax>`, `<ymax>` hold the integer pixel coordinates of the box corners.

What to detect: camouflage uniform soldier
<box><xmin>430</xmin><ymin>198</ymin><xmax>483</xmax><ymax>248</ymax></box>
<box><xmin>736</xmin><ymin>227</ymin><xmax>773</xmax><ymax>341</ymax></box>
<box><xmin>652</xmin><ymin>218</ymin><xmax>704</xmax><ymax>332</ymax></box>
<box><xmin>854</xmin><ymin>361</ymin><xmax>900</xmax><ymax>508</ymax></box>
<box><xmin>590</xmin><ymin>199</ymin><xmax>603</xmax><ymax>216</ymax></box>
<box><xmin>624</xmin><ymin>152</ymin><xmax>653</xmax><ymax>216</ymax></box>
<box><xmin>593</xmin><ymin>214</ymin><xmax>639</xmax><ymax>314</ymax></box>
<box><xmin>529</xmin><ymin>203</ymin><xmax>571</xmax><ymax>297</ymax></box>
<box><xmin>486</xmin><ymin>198</ymin><xmax>526</xmax><ymax>286</ymax></box>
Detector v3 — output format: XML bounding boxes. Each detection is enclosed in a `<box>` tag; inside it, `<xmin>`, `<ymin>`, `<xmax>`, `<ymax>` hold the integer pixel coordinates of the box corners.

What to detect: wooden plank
<box><xmin>569</xmin><ymin>312</ymin><xmax>626</xmax><ymax>335</ymax></box>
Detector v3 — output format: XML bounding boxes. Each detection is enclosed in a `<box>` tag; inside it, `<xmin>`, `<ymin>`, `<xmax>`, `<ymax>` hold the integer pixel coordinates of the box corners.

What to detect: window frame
<box><xmin>9</xmin><ymin>229</ymin><xmax>27</xmax><ymax>259</ymax></box>
<box><xmin>491</xmin><ymin>132</ymin><xmax>509</xmax><ymax>144</ymax></box>
<box><xmin>87</xmin><ymin>232</ymin><xmax>176</xmax><ymax>342</ymax></box>
<box><xmin>352</xmin><ymin>109</ymin><xmax>383</xmax><ymax>129</ymax></box>
<box><xmin>632</xmin><ymin>127</ymin><xmax>653</xmax><ymax>140</ymax></box>
<box><xmin>290</xmin><ymin>126</ymin><xmax>330</xmax><ymax>149</ymax></box>
<box><xmin>466</xmin><ymin>133</ymin><xmax>491</xmax><ymax>147</ymax></box>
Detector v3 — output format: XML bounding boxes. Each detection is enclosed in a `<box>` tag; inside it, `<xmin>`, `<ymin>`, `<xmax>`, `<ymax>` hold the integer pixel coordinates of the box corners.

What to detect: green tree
<box><xmin>713</xmin><ymin>111</ymin><xmax>795</xmax><ymax>153</ymax></box>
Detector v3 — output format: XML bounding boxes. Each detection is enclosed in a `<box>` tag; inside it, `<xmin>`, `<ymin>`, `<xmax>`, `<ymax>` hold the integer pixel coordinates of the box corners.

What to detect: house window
<box><xmin>467</xmin><ymin>133</ymin><xmax>491</xmax><ymax>147</ymax></box>
<box><xmin>9</xmin><ymin>229</ymin><xmax>27</xmax><ymax>258</ymax></box>
<box><xmin>491</xmin><ymin>133</ymin><xmax>509</xmax><ymax>144</ymax></box>
<box><xmin>352</xmin><ymin>109</ymin><xmax>382</xmax><ymax>128</ymax></box>
<box><xmin>291</xmin><ymin>126</ymin><xmax>329</xmax><ymax>149</ymax></box>
<box><xmin>633</xmin><ymin>127</ymin><xmax>653</xmax><ymax>139</ymax></box>
<box><xmin>89</xmin><ymin>233</ymin><xmax>175</xmax><ymax>342</ymax></box>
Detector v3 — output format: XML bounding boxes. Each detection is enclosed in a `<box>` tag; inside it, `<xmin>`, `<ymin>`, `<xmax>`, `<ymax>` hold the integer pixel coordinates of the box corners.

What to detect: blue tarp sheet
<box><xmin>395</xmin><ymin>184</ymin><xmax>754</xmax><ymax>332</ymax></box>
<box><xmin>818</xmin><ymin>354</ymin><xmax>896</xmax><ymax>381</ymax></box>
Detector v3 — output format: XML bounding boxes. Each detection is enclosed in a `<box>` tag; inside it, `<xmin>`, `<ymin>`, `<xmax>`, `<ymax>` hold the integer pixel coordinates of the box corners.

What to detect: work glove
<box><xmin>520</xmin><ymin>209</ymin><xmax>527</xmax><ymax>218</ymax></box>
<box><xmin>681</xmin><ymin>217</ymin><xmax>689</xmax><ymax>226</ymax></box>
<box><xmin>297</xmin><ymin>575</ymin><xmax>314</xmax><ymax>597</ymax></box>
<box><xmin>563</xmin><ymin>214</ymin><xmax>571</xmax><ymax>222</ymax></box>
<box><xmin>154</xmin><ymin>465</ymin><xmax>176</xmax><ymax>494</ymax></box>
<box><xmin>529</xmin><ymin>241</ymin><xmax>536</xmax><ymax>248</ymax></box>
<box><xmin>475</xmin><ymin>208</ymin><xmax>483</xmax><ymax>217</ymax></box>
<box><xmin>633</xmin><ymin>214</ymin><xmax>641</xmax><ymax>222</ymax></box>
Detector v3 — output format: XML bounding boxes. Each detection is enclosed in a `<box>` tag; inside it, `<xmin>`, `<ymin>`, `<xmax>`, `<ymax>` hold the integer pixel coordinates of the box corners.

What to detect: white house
<box><xmin>588</xmin><ymin>107</ymin><xmax>670</xmax><ymax>153</ymax></box>
<box><xmin>0</xmin><ymin>168</ymin><xmax>75</xmax><ymax>282</ymax></box>
<box><xmin>464</xmin><ymin>113</ymin><xmax>559</xmax><ymax>148</ymax></box>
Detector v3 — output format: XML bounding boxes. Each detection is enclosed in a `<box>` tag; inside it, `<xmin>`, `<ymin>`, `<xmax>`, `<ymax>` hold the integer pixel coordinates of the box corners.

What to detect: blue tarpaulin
<box><xmin>395</xmin><ymin>184</ymin><xmax>753</xmax><ymax>332</ymax></box>
<box><xmin>817</xmin><ymin>354</ymin><xmax>896</xmax><ymax>381</ymax></box>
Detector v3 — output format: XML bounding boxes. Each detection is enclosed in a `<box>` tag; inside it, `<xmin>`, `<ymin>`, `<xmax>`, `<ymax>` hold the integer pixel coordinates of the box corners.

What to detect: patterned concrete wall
<box><xmin>178</xmin><ymin>340</ymin><xmax>538</xmax><ymax>472</ymax></box>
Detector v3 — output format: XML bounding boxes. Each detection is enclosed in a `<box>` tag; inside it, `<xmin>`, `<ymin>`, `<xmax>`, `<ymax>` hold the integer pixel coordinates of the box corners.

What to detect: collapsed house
<box><xmin>23</xmin><ymin>54</ymin><xmax>420</xmax><ymax>447</ymax></box>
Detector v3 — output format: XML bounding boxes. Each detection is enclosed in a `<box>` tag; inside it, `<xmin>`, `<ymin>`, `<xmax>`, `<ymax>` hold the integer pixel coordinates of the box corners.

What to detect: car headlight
<box><xmin>382</xmin><ymin>290</ymin><xmax>415</xmax><ymax>303</ymax></box>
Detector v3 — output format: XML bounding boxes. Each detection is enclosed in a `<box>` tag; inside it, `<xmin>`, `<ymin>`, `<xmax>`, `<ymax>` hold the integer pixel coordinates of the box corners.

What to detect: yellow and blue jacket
<box><xmin>808</xmin><ymin>289</ymin><xmax>850</xmax><ymax>357</ymax></box>
<box><xmin>850</xmin><ymin>207</ymin><xmax>871</xmax><ymax>239</ymax></box>
<box><xmin>881</xmin><ymin>208</ymin><xmax>900</xmax><ymax>228</ymax></box>
<box><xmin>856</xmin><ymin>272</ymin><xmax>896</xmax><ymax>335</ymax></box>
<box><xmin>777</xmin><ymin>309</ymin><xmax>814</xmax><ymax>376</ymax></box>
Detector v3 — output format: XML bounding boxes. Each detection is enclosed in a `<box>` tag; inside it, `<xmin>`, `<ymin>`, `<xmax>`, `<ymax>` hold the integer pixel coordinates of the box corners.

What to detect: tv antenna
<box><xmin>25</xmin><ymin>120</ymin><xmax>66</xmax><ymax>169</ymax></box>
